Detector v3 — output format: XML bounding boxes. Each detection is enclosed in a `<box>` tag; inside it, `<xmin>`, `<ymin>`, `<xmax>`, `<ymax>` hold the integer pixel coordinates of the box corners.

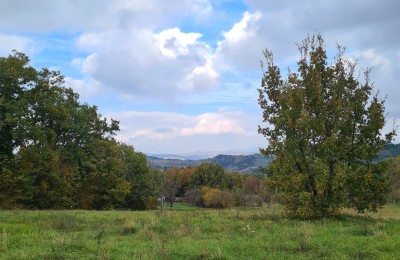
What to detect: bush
<box><xmin>200</xmin><ymin>187</ymin><xmax>234</xmax><ymax>209</ymax></box>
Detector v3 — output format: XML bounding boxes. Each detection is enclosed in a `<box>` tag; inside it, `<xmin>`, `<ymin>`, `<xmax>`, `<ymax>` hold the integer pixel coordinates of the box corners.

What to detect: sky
<box><xmin>1</xmin><ymin>0</ymin><xmax>399</xmax><ymax>155</ymax></box>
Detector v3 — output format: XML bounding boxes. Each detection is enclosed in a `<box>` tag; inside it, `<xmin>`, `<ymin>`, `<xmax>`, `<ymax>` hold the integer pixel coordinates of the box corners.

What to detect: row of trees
<box><xmin>0</xmin><ymin>51</ymin><xmax>160</xmax><ymax>210</ymax></box>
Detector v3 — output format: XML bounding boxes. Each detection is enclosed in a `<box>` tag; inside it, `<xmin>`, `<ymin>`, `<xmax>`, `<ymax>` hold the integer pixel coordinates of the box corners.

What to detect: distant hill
<box><xmin>377</xmin><ymin>143</ymin><xmax>400</xmax><ymax>161</ymax></box>
<box><xmin>204</xmin><ymin>154</ymin><xmax>271</xmax><ymax>173</ymax></box>
<box><xmin>147</xmin><ymin>143</ymin><xmax>400</xmax><ymax>174</ymax></box>
<box><xmin>147</xmin><ymin>153</ymin><xmax>271</xmax><ymax>174</ymax></box>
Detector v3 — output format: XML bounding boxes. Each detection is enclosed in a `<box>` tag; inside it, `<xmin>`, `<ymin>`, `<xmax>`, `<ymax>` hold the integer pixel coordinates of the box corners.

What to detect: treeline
<box><xmin>161</xmin><ymin>163</ymin><xmax>270</xmax><ymax>209</ymax></box>
<box><xmin>0</xmin><ymin>51</ymin><xmax>268</xmax><ymax>211</ymax></box>
<box><xmin>1</xmin><ymin>51</ymin><xmax>398</xmax><ymax>211</ymax></box>
<box><xmin>0</xmin><ymin>51</ymin><xmax>161</xmax><ymax>210</ymax></box>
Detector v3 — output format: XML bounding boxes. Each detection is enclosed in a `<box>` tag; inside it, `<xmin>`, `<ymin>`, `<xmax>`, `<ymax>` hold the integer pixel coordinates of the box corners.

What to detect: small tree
<box><xmin>258</xmin><ymin>34</ymin><xmax>396</xmax><ymax>218</ymax></box>
<box><xmin>162</xmin><ymin>167</ymin><xmax>180</xmax><ymax>208</ymax></box>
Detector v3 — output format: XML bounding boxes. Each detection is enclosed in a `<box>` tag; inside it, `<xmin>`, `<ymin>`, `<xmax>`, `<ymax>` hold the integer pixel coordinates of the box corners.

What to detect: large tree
<box><xmin>258</xmin><ymin>34</ymin><xmax>396</xmax><ymax>218</ymax></box>
<box><xmin>0</xmin><ymin>51</ymin><xmax>153</xmax><ymax>210</ymax></box>
<box><xmin>189</xmin><ymin>163</ymin><xmax>227</xmax><ymax>190</ymax></box>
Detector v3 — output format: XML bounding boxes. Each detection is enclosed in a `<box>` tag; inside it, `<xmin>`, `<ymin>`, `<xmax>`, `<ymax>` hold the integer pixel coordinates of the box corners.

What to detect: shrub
<box><xmin>200</xmin><ymin>187</ymin><xmax>234</xmax><ymax>209</ymax></box>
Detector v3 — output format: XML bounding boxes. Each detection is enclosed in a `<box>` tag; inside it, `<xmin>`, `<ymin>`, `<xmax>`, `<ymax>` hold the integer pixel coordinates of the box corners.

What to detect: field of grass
<box><xmin>0</xmin><ymin>203</ymin><xmax>399</xmax><ymax>259</ymax></box>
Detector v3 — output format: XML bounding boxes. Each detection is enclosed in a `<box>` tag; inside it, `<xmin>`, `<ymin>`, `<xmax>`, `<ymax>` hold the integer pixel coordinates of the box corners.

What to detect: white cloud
<box><xmin>74</xmin><ymin>27</ymin><xmax>219</xmax><ymax>98</ymax></box>
<box><xmin>0</xmin><ymin>34</ymin><xmax>36</xmax><ymax>56</ymax></box>
<box><xmin>181</xmin><ymin>113</ymin><xmax>245</xmax><ymax>136</ymax></box>
<box><xmin>349</xmin><ymin>49</ymin><xmax>400</xmax><ymax>119</ymax></box>
<box><xmin>182</xmin><ymin>58</ymin><xmax>220</xmax><ymax>90</ymax></box>
<box><xmin>154</xmin><ymin>28</ymin><xmax>203</xmax><ymax>59</ymax></box>
<box><xmin>65</xmin><ymin>77</ymin><xmax>101</xmax><ymax>98</ymax></box>
<box><xmin>216</xmin><ymin>11</ymin><xmax>264</xmax><ymax>70</ymax></box>
<box><xmin>349</xmin><ymin>49</ymin><xmax>390</xmax><ymax>69</ymax></box>
<box><xmin>2</xmin><ymin>0</ymin><xmax>399</xmax><ymax>153</ymax></box>
<box><xmin>222</xmin><ymin>11</ymin><xmax>262</xmax><ymax>44</ymax></box>
<box><xmin>106</xmin><ymin>109</ymin><xmax>262</xmax><ymax>153</ymax></box>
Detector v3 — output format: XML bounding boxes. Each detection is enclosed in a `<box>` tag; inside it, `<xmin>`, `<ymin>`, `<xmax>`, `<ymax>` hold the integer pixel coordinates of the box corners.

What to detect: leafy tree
<box><xmin>121</xmin><ymin>144</ymin><xmax>158</xmax><ymax>210</ymax></box>
<box><xmin>77</xmin><ymin>139</ymin><xmax>130</xmax><ymax>210</ymax></box>
<box><xmin>258</xmin><ymin>34</ymin><xmax>396</xmax><ymax>218</ymax></box>
<box><xmin>161</xmin><ymin>167</ymin><xmax>180</xmax><ymax>208</ymax></box>
<box><xmin>226</xmin><ymin>171</ymin><xmax>245</xmax><ymax>191</ymax></box>
<box><xmin>176</xmin><ymin>166</ymin><xmax>192</xmax><ymax>197</ymax></box>
<box><xmin>189</xmin><ymin>163</ymin><xmax>227</xmax><ymax>189</ymax></box>
<box><xmin>0</xmin><ymin>51</ymin><xmax>153</xmax><ymax>210</ymax></box>
<box><xmin>0</xmin><ymin>51</ymin><xmax>35</xmax><ymax>161</ymax></box>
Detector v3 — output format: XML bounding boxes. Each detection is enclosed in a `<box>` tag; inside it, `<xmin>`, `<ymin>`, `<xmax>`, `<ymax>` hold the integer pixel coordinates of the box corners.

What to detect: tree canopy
<box><xmin>258</xmin><ymin>34</ymin><xmax>396</xmax><ymax>218</ymax></box>
<box><xmin>189</xmin><ymin>163</ymin><xmax>228</xmax><ymax>189</ymax></box>
<box><xmin>0</xmin><ymin>51</ymin><xmax>157</xmax><ymax>210</ymax></box>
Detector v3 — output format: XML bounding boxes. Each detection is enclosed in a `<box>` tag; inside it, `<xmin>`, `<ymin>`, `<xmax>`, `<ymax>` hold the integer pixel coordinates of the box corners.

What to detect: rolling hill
<box><xmin>147</xmin><ymin>143</ymin><xmax>400</xmax><ymax>174</ymax></box>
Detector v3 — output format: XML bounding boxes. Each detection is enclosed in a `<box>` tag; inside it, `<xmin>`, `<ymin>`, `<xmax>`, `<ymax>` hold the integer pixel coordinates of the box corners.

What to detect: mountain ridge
<box><xmin>147</xmin><ymin>143</ymin><xmax>400</xmax><ymax>174</ymax></box>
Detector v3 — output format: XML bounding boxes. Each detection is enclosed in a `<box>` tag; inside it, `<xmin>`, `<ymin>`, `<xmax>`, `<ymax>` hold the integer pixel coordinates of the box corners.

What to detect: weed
<box><xmin>235</xmin><ymin>209</ymin><xmax>241</xmax><ymax>219</ymax></box>
<box><xmin>157</xmin><ymin>238</ymin><xmax>169</xmax><ymax>259</ymax></box>
<box><xmin>50</xmin><ymin>236</ymin><xmax>68</xmax><ymax>259</ymax></box>
<box><xmin>352</xmin><ymin>224</ymin><xmax>374</xmax><ymax>236</ymax></box>
<box><xmin>95</xmin><ymin>227</ymin><xmax>106</xmax><ymax>246</ymax></box>
<box><xmin>198</xmin><ymin>246</ymin><xmax>210</xmax><ymax>259</ymax></box>
<box><xmin>49</xmin><ymin>214</ymin><xmax>79</xmax><ymax>232</ymax></box>
<box><xmin>122</xmin><ymin>226</ymin><xmax>137</xmax><ymax>236</ymax></box>
<box><xmin>2</xmin><ymin>227</ymin><xmax>8</xmax><ymax>254</ymax></box>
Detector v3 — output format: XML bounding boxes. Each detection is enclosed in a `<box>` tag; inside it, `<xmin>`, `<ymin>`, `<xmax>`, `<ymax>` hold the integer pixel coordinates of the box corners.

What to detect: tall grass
<box><xmin>0</xmin><ymin>204</ymin><xmax>399</xmax><ymax>259</ymax></box>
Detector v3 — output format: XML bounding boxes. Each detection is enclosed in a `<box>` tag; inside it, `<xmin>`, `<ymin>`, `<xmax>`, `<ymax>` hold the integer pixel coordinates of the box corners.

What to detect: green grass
<box><xmin>0</xmin><ymin>204</ymin><xmax>399</xmax><ymax>259</ymax></box>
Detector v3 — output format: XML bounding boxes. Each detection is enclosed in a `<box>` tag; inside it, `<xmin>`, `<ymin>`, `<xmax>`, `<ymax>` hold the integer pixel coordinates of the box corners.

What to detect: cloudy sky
<box><xmin>1</xmin><ymin>0</ymin><xmax>399</xmax><ymax>155</ymax></box>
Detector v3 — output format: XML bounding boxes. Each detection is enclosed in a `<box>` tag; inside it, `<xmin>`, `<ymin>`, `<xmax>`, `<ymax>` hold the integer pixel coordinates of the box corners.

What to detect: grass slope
<box><xmin>0</xmin><ymin>204</ymin><xmax>399</xmax><ymax>259</ymax></box>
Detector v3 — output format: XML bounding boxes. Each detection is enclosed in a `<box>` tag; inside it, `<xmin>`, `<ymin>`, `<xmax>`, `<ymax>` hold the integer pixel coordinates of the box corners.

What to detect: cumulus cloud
<box><xmin>155</xmin><ymin>28</ymin><xmax>203</xmax><ymax>59</ymax></box>
<box><xmin>64</xmin><ymin>77</ymin><xmax>101</xmax><ymax>98</ymax></box>
<box><xmin>106</xmin><ymin>109</ymin><xmax>261</xmax><ymax>153</ymax></box>
<box><xmin>2</xmin><ymin>0</ymin><xmax>399</xmax><ymax>153</ymax></box>
<box><xmin>75</xmin><ymin>26</ymin><xmax>219</xmax><ymax>98</ymax></box>
<box><xmin>216</xmin><ymin>11</ymin><xmax>263</xmax><ymax>70</ymax></box>
<box><xmin>181</xmin><ymin>113</ymin><xmax>245</xmax><ymax>136</ymax></box>
<box><xmin>222</xmin><ymin>11</ymin><xmax>261</xmax><ymax>44</ymax></box>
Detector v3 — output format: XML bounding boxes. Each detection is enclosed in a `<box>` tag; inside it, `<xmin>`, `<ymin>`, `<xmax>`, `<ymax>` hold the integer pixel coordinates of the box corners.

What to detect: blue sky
<box><xmin>1</xmin><ymin>0</ymin><xmax>399</xmax><ymax>155</ymax></box>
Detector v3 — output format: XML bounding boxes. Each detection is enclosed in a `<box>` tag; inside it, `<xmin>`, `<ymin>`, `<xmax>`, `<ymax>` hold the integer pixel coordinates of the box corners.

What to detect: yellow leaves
<box><xmin>200</xmin><ymin>187</ymin><xmax>234</xmax><ymax>209</ymax></box>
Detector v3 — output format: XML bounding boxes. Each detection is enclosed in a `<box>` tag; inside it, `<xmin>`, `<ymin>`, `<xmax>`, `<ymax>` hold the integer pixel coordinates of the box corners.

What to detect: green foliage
<box><xmin>161</xmin><ymin>167</ymin><xmax>181</xmax><ymax>207</ymax></box>
<box><xmin>200</xmin><ymin>186</ymin><xmax>234</xmax><ymax>208</ymax></box>
<box><xmin>258</xmin><ymin>34</ymin><xmax>396</xmax><ymax>218</ymax></box>
<box><xmin>386</xmin><ymin>156</ymin><xmax>400</xmax><ymax>203</ymax></box>
<box><xmin>236</xmin><ymin>176</ymin><xmax>265</xmax><ymax>207</ymax></box>
<box><xmin>189</xmin><ymin>163</ymin><xmax>228</xmax><ymax>189</ymax></box>
<box><xmin>123</xmin><ymin>146</ymin><xmax>160</xmax><ymax>210</ymax></box>
<box><xmin>0</xmin><ymin>51</ymin><xmax>152</xmax><ymax>210</ymax></box>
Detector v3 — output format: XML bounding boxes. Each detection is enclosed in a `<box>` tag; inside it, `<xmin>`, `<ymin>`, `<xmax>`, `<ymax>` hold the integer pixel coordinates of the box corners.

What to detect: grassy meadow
<box><xmin>0</xmin><ymin>203</ymin><xmax>399</xmax><ymax>259</ymax></box>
